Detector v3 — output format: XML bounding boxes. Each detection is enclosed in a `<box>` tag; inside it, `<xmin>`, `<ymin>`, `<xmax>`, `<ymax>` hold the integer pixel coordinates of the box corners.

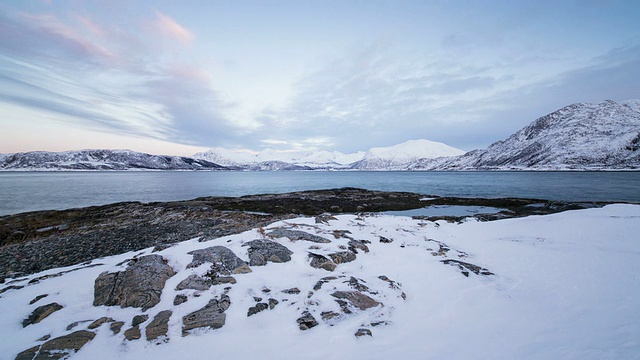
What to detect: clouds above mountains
<box><xmin>0</xmin><ymin>1</ymin><xmax>639</xmax><ymax>155</ymax></box>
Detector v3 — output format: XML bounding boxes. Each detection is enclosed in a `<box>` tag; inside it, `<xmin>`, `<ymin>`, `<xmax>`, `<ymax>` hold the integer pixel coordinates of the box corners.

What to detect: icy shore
<box><xmin>1</xmin><ymin>204</ymin><xmax>639</xmax><ymax>359</ymax></box>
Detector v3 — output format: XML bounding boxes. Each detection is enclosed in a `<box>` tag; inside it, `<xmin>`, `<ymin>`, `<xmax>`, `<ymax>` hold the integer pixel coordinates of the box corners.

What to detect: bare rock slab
<box><xmin>22</xmin><ymin>302</ymin><xmax>63</xmax><ymax>327</ymax></box>
<box><xmin>182</xmin><ymin>295</ymin><xmax>230</xmax><ymax>335</ymax></box>
<box><xmin>332</xmin><ymin>291</ymin><xmax>382</xmax><ymax>313</ymax></box>
<box><xmin>242</xmin><ymin>239</ymin><xmax>293</xmax><ymax>266</ymax></box>
<box><xmin>16</xmin><ymin>330</ymin><xmax>96</xmax><ymax>359</ymax></box>
<box><xmin>187</xmin><ymin>246</ymin><xmax>249</xmax><ymax>275</ymax></box>
<box><xmin>267</xmin><ymin>229</ymin><xmax>331</xmax><ymax>243</ymax></box>
<box><xmin>93</xmin><ymin>254</ymin><xmax>175</xmax><ymax>311</ymax></box>
<box><xmin>146</xmin><ymin>310</ymin><xmax>172</xmax><ymax>341</ymax></box>
<box><xmin>296</xmin><ymin>311</ymin><xmax>319</xmax><ymax>330</ymax></box>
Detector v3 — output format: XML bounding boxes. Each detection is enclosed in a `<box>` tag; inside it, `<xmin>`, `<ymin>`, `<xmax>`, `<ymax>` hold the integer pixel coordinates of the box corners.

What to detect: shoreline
<box><xmin>0</xmin><ymin>188</ymin><xmax>615</xmax><ymax>282</ymax></box>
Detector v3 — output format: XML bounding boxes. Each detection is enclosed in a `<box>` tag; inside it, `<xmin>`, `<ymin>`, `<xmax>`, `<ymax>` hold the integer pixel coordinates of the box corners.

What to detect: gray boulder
<box><xmin>308</xmin><ymin>253</ymin><xmax>336</xmax><ymax>272</ymax></box>
<box><xmin>328</xmin><ymin>251</ymin><xmax>356</xmax><ymax>264</ymax></box>
<box><xmin>175</xmin><ymin>275</ymin><xmax>214</xmax><ymax>291</ymax></box>
<box><xmin>93</xmin><ymin>255</ymin><xmax>175</xmax><ymax>311</ymax></box>
<box><xmin>267</xmin><ymin>229</ymin><xmax>331</xmax><ymax>243</ymax></box>
<box><xmin>146</xmin><ymin>310</ymin><xmax>172</xmax><ymax>341</ymax></box>
<box><xmin>22</xmin><ymin>302</ymin><xmax>64</xmax><ymax>327</ymax></box>
<box><xmin>87</xmin><ymin>316</ymin><xmax>114</xmax><ymax>329</ymax></box>
<box><xmin>242</xmin><ymin>239</ymin><xmax>293</xmax><ymax>266</ymax></box>
<box><xmin>296</xmin><ymin>311</ymin><xmax>318</xmax><ymax>330</ymax></box>
<box><xmin>182</xmin><ymin>295</ymin><xmax>230</xmax><ymax>335</ymax></box>
<box><xmin>187</xmin><ymin>246</ymin><xmax>251</xmax><ymax>275</ymax></box>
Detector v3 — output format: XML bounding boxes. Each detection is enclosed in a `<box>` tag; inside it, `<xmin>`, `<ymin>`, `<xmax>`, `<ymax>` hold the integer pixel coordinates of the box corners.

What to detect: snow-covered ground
<box><xmin>2</xmin><ymin>205</ymin><xmax>639</xmax><ymax>359</ymax></box>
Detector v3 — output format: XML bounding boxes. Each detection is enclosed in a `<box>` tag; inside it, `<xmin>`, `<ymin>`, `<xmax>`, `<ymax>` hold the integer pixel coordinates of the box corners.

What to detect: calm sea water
<box><xmin>1</xmin><ymin>171</ymin><xmax>639</xmax><ymax>216</ymax></box>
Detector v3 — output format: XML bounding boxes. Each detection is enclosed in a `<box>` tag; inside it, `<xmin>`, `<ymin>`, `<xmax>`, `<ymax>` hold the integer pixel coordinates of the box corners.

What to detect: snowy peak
<box><xmin>419</xmin><ymin>99</ymin><xmax>640</xmax><ymax>170</ymax></box>
<box><xmin>194</xmin><ymin>140</ymin><xmax>464</xmax><ymax>170</ymax></box>
<box><xmin>353</xmin><ymin>139</ymin><xmax>465</xmax><ymax>170</ymax></box>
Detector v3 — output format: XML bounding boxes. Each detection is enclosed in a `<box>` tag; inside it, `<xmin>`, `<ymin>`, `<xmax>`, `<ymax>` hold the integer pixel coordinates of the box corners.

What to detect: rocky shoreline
<box><xmin>0</xmin><ymin>187</ymin><xmax>608</xmax><ymax>282</ymax></box>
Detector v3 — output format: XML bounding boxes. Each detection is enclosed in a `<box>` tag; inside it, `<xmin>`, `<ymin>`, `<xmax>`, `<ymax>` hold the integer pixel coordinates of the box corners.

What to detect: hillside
<box><xmin>415</xmin><ymin>100</ymin><xmax>640</xmax><ymax>170</ymax></box>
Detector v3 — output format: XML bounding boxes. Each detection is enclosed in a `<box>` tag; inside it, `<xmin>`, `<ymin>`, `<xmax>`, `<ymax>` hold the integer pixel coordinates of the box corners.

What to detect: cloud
<box><xmin>0</xmin><ymin>10</ymin><xmax>246</xmax><ymax>150</ymax></box>
<box><xmin>150</xmin><ymin>11</ymin><xmax>195</xmax><ymax>44</ymax></box>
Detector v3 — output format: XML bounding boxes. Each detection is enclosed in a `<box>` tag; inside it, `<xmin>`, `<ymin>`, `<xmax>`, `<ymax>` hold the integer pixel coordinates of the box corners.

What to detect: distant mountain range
<box><xmin>0</xmin><ymin>149</ymin><xmax>225</xmax><ymax>171</ymax></box>
<box><xmin>193</xmin><ymin>139</ymin><xmax>464</xmax><ymax>171</ymax></box>
<box><xmin>2</xmin><ymin>99</ymin><xmax>639</xmax><ymax>171</ymax></box>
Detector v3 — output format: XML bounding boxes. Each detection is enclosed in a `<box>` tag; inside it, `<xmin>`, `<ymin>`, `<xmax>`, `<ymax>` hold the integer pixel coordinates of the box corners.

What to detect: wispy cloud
<box><xmin>149</xmin><ymin>11</ymin><xmax>195</xmax><ymax>44</ymax></box>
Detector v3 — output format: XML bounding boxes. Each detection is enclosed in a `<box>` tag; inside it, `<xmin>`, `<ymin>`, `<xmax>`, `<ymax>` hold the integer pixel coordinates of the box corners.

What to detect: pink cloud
<box><xmin>19</xmin><ymin>12</ymin><xmax>116</xmax><ymax>62</ymax></box>
<box><xmin>151</xmin><ymin>11</ymin><xmax>195</xmax><ymax>44</ymax></box>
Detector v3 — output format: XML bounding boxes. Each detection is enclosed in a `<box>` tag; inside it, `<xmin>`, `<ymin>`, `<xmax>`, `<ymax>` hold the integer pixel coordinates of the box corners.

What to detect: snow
<box><xmin>2</xmin><ymin>205</ymin><xmax>640</xmax><ymax>359</ymax></box>
<box><xmin>193</xmin><ymin>139</ymin><xmax>464</xmax><ymax>170</ymax></box>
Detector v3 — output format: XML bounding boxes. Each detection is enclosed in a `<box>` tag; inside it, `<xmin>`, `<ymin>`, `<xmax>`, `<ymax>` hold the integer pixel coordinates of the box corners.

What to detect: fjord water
<box><xmin>1</xmin><ymin>171</ymin><xmax>639</xmax><ymax>216</ymax></box>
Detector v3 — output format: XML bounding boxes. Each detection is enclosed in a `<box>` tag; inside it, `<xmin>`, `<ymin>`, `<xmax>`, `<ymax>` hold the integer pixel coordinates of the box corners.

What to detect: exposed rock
<box><xmin>267</xmin><ymin>229</ymin><xmax>331</xmax><ymax>243</ymax></box>
<box><xmin>146</xmin><ymin>310</ymin><xmax>172</xmax><ymax>341</ymax></box>
<box><xmin>29</xmin><ymin>294</ymin><xmax>48</xmax><ymax>305</ymax></box>
<box><xmin>328</xmin><ymin>251</ymin><xmax>357</xmax><ymax>264</ymax></box>
<box><xmin>261</xmin><ymin>287</ymin><xmax>271</xmax><ymax>293</ymax></box>
<box><xmin>124</xmin><ymin>326</ymin><xmax>141</xmax><ymax>341</ymax></box>
<box><xmin>320</xmin><ymin>311</ymin><xmax>340</xmax><ymax>321</ymax></box>
<box><xmin>22</xmin><ymin>302</ymin><xmax>64</xmax><ymax>327</ymax></box>
<box><xmin>131</xmin><ymin>314</ymin><xmax>149</xmax><ymax>327</ymax></box>
<box><xmin>152</xmin><ymin>243</ymin><xmax>176</xmax><ymax>253</ymax></box>
<box><xmin>308</xmin><ymin>253</ymin><xmax>337</xmax><ymax>272</ymax></box>
<box><xmin>313</xmin><ymin>276</ymin><xmax>338</xmax><ymax>290</ymax></box>
<box><xmin>110</xmin><ymin>321</ymin><xmax>124</xmax><ymax>334</ymax></box>
<box><xmin>66</xmin><ymin>320</ymin><xmax>91</xmax><ymax>331</ymax></box>
<box><xmin>253</xmin><ymin>296</ymin><xmax>263</xmax><ymax>302</ymax></box>
<box><xmin>247</xmin><ymin>303</ymin><xmax>268</xmax><ymax>317</ymax></box>
<box><xmin>15</xmin><ymin>346</ymin><xmax>40</xmax><ymax>360</ymax></box>
<box><xmin>242</xmin><ymin>239</ymin><xmax>293</xmax><ymax>266</ymax></box>
<box><xmin>440</xmin><ymin>259</ymin><xmax>494</xmax><ymax>277</ymax></box>
<box><xmin>281</xmin><ymin>287</ymin><xmax>301</xmax><ymax>294</ymax></box>
<box><xmin>186</xmin><ymin>246</ymin><xmax>248</xmax><ymax>276</ymax></box>
<box><xmin>173</xmin><ymin>294</ymin><xmax>188</xmax><ymax>306</ymax></box>
<box><xmin>36</xmin><ymin>334</ymin><xmax>51</xmax><ymax>342</ymax></box>
<box><xmin>355</xmin><ymin>328</ymin><xmax>372</xmax><ymax>337</ymax></box>
<box><xmin>296</xmin><ymin>311</ymin><xmax>318</xmax><ymax>330</ymax></box>
<box><xmin>332</xmin><ymin>291</ymin><xmax>382</xmax><ymax>312</ymax></box>
<box><xmin>182</xmin><ymin>295</ymin><xmax>230</xmax><ymax>335</ymax></box>
<box><xmin>348</xmin><ymin>240</ymin><xmax>370</xmax><ymax>253</ymax></box>
<box><xmin>87</xmin><ymin>316</ymin><xmax>114</xmax><ymax>329</ymax></box>
<box><xmin>345</xmin><ymin>277</ymin><xmax>373</xmax><ymax>293</ymax></box>
<box><xmin>25</xmin><ymin>330</ymin><xmax>96</xmax><ymax>359</ymax></box>
<box><xmin>93</xmin><ymin>254</ymin><xmax>175</xmax><ymax>311</ymax></box>
<box><xmin>175</xmin><ymin>274</ymin><xmax>214</xmax><ymax>291</ymax></box>
<box><xmin>268</xmin><ymin>298</ymin><xmax>279</xmax><ymax>309</ymax></box>
<box><xmin>315</xmin><ymin>214</ymin><xmax>338</xmax><ymax>224</ymax></box>
<box><xmin>379</xmin><ymin>236</ymin><xmax>393</xmax><ymax>243</ymax></box>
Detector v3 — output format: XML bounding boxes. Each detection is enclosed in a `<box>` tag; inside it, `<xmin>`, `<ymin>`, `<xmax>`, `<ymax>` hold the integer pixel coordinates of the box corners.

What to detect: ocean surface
<box><xmin>1</xmin><ymin>171</ymin><xmax>639</xmax><ymax>216</ymax></box>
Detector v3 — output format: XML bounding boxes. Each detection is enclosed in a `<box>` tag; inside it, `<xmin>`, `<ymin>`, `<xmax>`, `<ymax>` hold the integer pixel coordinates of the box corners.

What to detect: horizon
<box><xmin>1</xmin><ymin>1</ymin><xmax>639</xmax><ymax>156</ymax></box>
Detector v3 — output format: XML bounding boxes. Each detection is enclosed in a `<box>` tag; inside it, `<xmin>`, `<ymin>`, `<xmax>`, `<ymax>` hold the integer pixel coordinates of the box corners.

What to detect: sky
<box><xmin>1</xmin><ymin>0</ymin><xmax>639</xmax><ymax>156</ymax></box>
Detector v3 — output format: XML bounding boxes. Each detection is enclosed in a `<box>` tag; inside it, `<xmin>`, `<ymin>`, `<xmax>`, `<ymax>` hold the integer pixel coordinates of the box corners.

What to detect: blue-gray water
<box><xmin>1</xmin><ymin>171</ymin><xmax>639</xmax><ymax>216</ymax></box>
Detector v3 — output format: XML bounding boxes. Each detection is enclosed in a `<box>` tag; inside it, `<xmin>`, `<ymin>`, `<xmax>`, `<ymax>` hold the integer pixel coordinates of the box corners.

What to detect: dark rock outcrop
<box><xmin>93</xmin><ymin>255</ymin><xmax>175</xmax><ymax>311</ymax></box>
<box><xmin>308</xmin><ymin>253</ymin><xmax>337</xmax><ymax>271</ymax></box>
<box><xmin>328</xmin><ymin>251</ymin><xmax>356</xmax><ymax>264</ymax></box>
<box><xmin>182</xmin><ymin>295</ymin><xmax>230</xmax><ymax>335</ymax></box>
<box><xmin>87</xmin><ymin>316</ymin><xmax>114</xmax><ymax>329</ymax></box>
<box><xmin>22</xmin><ymin>302</ymin><xmax>63</xmax><ymax>327</ymax></box>
<box><xmin>296</xmin><ymin>311</ymin><xmax>318</xmax><ymax>330</ymax></box>
<box><xmin>146</xmin><ymin>310</ymin><xmax>172</xmax><ymax>341</ymax></box>
<box><xmin>187</xmin><ymin>246</ymin><xmax>250</xmax><ymax>275</ymax></box>
<box><xmin>332</xmin><ymin>291</ymin><xmax>381</xmax><ymax>313</ymax></box>
<box><xmin>124</xmin><ymin>326</ymin><xmax>141</xmax><ymax>341</ymax></box>
<box><xmin>242</xmin><ymin>239</ymin><xmax>293</xmax><ymax>266</ymax></box>
<box><xmin>247</xmin><ymin>302</ymin><xmax>268</xmax><ymax>317</ymax></box>
<box><xmin>440</xmin><ymin>259</ymin><xmax>494</xmax><ymax>277</ymax></box>
<box><xmin>355</xmin><ymin>328</ymin><xmax>372</xmax><ymax>337</ymax></box>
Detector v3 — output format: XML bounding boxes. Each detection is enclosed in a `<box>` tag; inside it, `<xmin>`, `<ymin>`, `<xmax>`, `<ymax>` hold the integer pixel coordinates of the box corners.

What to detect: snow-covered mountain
<box><xmin>2</xmin><ymin>205</ymin><xmax>640</xmax><ymax>359</ymax></box>
<box><xmin>351</xmin><ymin>139</ymin><xmax>465</xmax><ymax>170</ymax></box>
<box><xmin>413</xmin><ymin>99</ymin><xmax>640</xmax><ymax>170</ymax></box>
<box><xmin>194</xmin><ymin>140</ymin><xmax>463</xmax><ymax>170</ymax></box>
<box><xmin>0</xmin><ymin>150</ymin><xmax>227</xmax><ymax>171</ymax></box>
